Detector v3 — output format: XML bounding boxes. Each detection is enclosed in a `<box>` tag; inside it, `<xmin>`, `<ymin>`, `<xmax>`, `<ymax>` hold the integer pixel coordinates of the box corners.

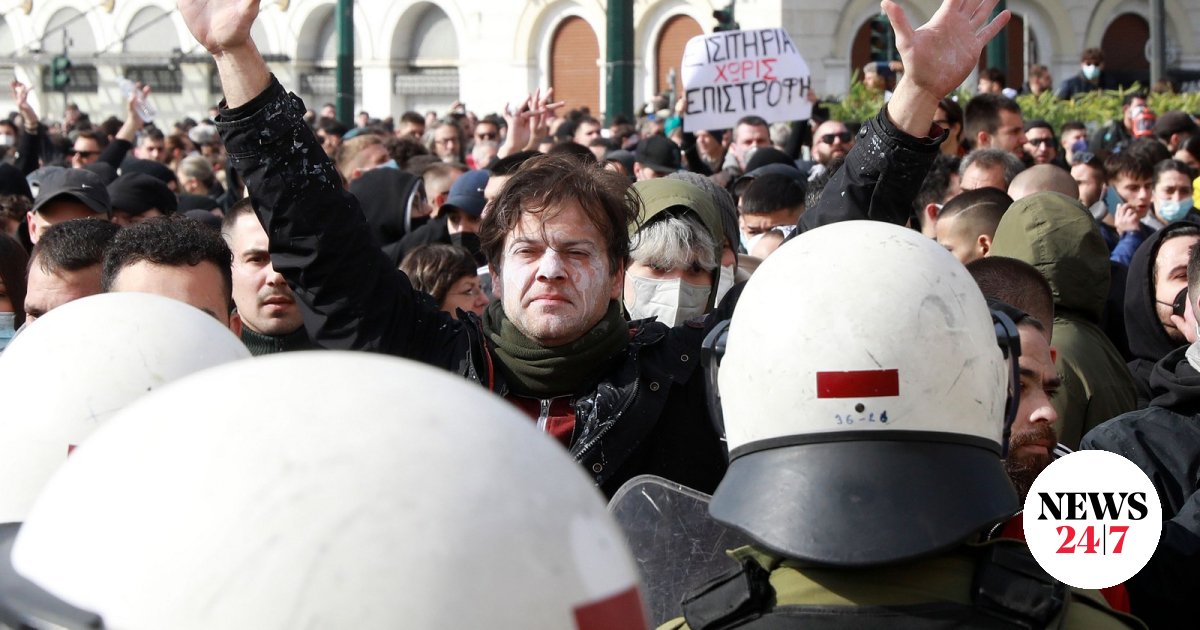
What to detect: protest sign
<box><xmin>680</xmin><ymin>28</ymin><xmax>812</xmax><ymax>132</ymax></box>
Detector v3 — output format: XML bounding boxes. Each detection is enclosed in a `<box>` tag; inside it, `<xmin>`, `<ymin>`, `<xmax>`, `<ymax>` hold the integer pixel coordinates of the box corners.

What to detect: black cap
<box><xmin>0</xmin><ymin>164</ymin><xmax>31</xmax><ymax>199</ymax></box>
<box><xmin>177</xmin><ymin>193</ymin><xmax>220</xmax><ymax>213</ymax></box>
<box><xmin>733</xmin><ymin>163</ymin><xmax>807</xmax><ymax>198</ymax></box>
<box><xmin>442</xmin><ymin>170</ymin><xmax>489</xmax><ymax>217</ymax></box>
<box><xmin>82</xmin><ymin>162</ymin><xmax>118</xmax><ymax>185</ymax></box>
<box><xmin>31</xmin><ymin>168</ymin><xmax>111</xmax><ymax>216</ymax></box>
<box><xmin>635</xmin><ymin>135</ymin><xmax>682</xmax><ymax>174</ymax></box>
<box><xmin>744</xmin><ymin>147</ymin><xmax>795</xmax><ymax>173</ymax></box>
<box><xmin>120</xmin><ymin>158</ymin><xmax>177</xmax><ymax>186</ymax></box>
<box><xmin>107</xmin><ymin>173</ymin><xmax>177</xmax><ymax>216</ymax></box>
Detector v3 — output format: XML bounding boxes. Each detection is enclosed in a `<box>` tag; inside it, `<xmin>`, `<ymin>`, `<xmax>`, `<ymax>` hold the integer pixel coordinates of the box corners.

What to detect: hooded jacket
<box><xmin>1125</xmin><ymin>222</ymin><xmax>1198</xmax><ymax>406</ymax></box>
<box><xmin>989</xmin><ymin>191</ymin><xmax>1136</xmax><ymax>448</ymax></box>
<box><xmin>1081</xmin><ymin>344</ymin><xmax>1200</xmax><ymax>629</ymax></box>
<box><xmin>630</xmin><ymin>179</ymin><xmax>725</xmax><ymax>313</ymax></box>
<box><xmin>348</xmin><ymin>168</ymin><xmax>423</xmax><ymax>266</ymax></box>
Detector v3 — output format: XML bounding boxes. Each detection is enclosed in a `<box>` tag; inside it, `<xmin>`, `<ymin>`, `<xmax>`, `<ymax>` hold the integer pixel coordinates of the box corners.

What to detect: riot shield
<box><xmin>0</xmin><ymin>522</ymin><xmax>101</xmax><ymax>630</ymax></box>
<box><xmin>608</xmin><ymin>475</ymin><xmax>752</xmax><ymax>626</ymax></box>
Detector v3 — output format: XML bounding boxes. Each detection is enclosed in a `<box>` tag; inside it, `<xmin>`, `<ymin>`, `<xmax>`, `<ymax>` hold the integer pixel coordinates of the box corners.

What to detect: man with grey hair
<box><xmin>176</xmin><ymin>155</ymin><xmax>217</xmax><ymax>197</ymax></box>
<box><xmin>960</xmin><ymin>148</ymin><xmax>1024</xmax><ymax>191</ymax></box>
<box><xmin>667</xmin><ymin>171</ymin><xmax>742</xmax><ymax>305</ymax></box>
<box><xmin>624</xmin><ymin>179</ymin><xmax>724</xmax><ymax>326</ymax></box>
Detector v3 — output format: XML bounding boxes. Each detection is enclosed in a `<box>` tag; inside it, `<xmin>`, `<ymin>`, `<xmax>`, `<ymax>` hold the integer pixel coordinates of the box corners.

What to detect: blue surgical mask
<box><xmin>0</xmin><ymin>313</ymin><xmax>15</xmax><ymax>353</ymax></box>
<box><xmin>1082</xmin><ymin>64</ymin><xmax>1101</xmax><ymax>80</ymax></box>
<box><xmin>376</xmin><ymin>159</ymin><xmax>398</xmax><ymax>170</ymax></box>
<box><xmin>1159</xmin><ymin>198</ymin><xmax>1195</xmax><ymax>223</ymax></box>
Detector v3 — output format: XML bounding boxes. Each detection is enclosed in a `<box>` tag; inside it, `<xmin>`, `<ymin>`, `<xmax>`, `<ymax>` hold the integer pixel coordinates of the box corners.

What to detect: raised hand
<box><xmin>883</xmin><ymin>0</ymin><xmax>1009</xmax><ymax>103</ymax></box>
<box><xmin>179</xmin><ymin>0</ymin><xmax>260</xmax><ymax>55</ymax></box>
<box><xmin>10</xmin><ymin>81</ymin><xmax>38</xmax><ymax>129</ymax></box>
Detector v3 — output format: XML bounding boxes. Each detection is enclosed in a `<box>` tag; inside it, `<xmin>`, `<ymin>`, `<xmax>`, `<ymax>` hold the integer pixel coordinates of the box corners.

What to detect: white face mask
<box><xmin>1082</xmin><ymin>64</ymin><xmax>1101</xmax><ymax>80</ymax></box>
<box><xmin>0</xmin><ymin>134</ymin><xmax>13</xmax><ymax>148</ymax></box>
<box><xmin>713</xmin><ymin>264</ymin><xmax>736</xmax><ymax>306</ymax></box>
<box><xmin>626</xmin><ymin>275</ymin><xmax>710</xmax><ymax>327</ymax></box>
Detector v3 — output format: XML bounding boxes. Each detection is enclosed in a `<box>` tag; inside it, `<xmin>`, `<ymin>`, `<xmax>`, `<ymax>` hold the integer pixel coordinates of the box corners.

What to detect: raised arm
<box><xmin>11</xmin><ymin>82</ymin><xmax>42</xmax><ymax>175</ymax></box>
<box><xmin>797</xmin><ymin>0</ymin><xmax>1009</xmax><ymax>231</ymax></box>
<box><xmin>179</xmin><ymin>0</ymin><xmax>469</xmax><ymax>366</ymax></box>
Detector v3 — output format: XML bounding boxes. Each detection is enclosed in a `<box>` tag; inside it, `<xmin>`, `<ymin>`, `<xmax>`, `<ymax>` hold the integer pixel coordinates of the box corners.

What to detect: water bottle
<box><xmin>117</xmin><ymin>76</ymin><xmax>156</xmax><ymax>123</ymax></box>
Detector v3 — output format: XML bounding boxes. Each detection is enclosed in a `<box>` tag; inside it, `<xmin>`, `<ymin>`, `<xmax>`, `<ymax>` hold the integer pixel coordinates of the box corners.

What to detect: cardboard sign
<box><xmin>681</xmin><ymin>28</ymin><xmax>812</xmax><ymax>132</ymax></box>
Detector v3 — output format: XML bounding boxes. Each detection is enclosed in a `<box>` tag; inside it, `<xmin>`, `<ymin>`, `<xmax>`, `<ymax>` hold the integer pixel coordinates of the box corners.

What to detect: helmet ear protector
<box><xmin>701</xmin><ymin>309</ymin><xmax>1022</xmax><ymax>460</ymax></box>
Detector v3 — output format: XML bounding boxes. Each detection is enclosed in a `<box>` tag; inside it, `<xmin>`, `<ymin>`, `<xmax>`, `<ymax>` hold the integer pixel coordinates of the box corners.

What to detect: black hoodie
<box><xmin>1125</xmin><ymin>222</ymin><xmax>1200</xmax><ymax>407</ymax></box>
<box><xmin>348</xmin><ymin>168</ymin><xmax>424</xmax><ymax>266</ymax></box>
<box><xmin>1081</xmin><ymin>344</ymin><xmax>1200</xmax><ymax>628</ymax></box>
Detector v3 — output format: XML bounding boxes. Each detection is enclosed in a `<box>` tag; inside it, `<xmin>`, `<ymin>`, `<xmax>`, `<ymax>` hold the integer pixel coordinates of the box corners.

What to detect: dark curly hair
<box><xmin>101</xmin><ymin>216</ymin><xmax>233</xmax><ymax>313</ymax></box>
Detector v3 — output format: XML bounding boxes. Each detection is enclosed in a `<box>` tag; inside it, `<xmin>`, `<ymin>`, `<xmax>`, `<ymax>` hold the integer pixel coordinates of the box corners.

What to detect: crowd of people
<box><xmin>0</xmin><ymin>0</ymin><xmax>1197</xmax><ymax>627</ymax></box>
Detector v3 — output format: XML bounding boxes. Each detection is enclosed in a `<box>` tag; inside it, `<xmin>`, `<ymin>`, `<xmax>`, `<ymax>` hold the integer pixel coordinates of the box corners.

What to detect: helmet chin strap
<box><xmin>701</xmin><ymin>319</ymin><xmax>731</xmax><ymax>459</ymax></box>
<box><xmin>991</xmin><ymin>310</ymin><xmax>1022</xmax><ymax>459</ymax></box>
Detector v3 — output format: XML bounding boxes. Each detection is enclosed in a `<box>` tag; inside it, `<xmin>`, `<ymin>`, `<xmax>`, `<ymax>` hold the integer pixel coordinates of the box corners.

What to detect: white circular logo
<box><xmin>1023</xmin><ymin>450</ymin><xmax>1162</xmax><ymax>590</ymax></box>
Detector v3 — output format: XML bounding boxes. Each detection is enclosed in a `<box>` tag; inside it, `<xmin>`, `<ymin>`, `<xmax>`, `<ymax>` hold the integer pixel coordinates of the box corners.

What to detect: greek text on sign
<box><xmin>681</xmin><ymin>28</ymin><xmax>812</xmax><ymax>132</ymax></box>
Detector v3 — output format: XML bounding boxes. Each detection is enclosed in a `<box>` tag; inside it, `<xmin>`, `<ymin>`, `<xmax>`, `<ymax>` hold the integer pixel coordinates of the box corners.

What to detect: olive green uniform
<box><xmin>659</xmin><ymin>540</ymin><xmax>1144</xmax><ymax>630</ymax></box>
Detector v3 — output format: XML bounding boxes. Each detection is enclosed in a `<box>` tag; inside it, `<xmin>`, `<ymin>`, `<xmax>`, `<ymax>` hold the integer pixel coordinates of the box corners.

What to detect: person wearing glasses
<box><xmin>1022</xmin><ymin>120</ymin><xmax>1058</xmax><ymax>166</ymax></box>
<box><xmin>429</xmin><ymin>118</ymin><xmax>466</xmax><ymax>163</ymax></box>
<box><xmin>809</xmin><ymin>120</ymin><xmax>854</xmax><ymax>175</ymax></box>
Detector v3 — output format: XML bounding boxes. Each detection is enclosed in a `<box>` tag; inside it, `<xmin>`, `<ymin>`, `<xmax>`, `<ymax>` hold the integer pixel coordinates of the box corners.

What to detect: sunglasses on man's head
<box><xmin>475</xmin><ymin>132</ymin><xmax>498</xmax><ymax>141</ymax></box>
<box><xmin>819</xmin><ymin>131</ymin><xmax>853</xmax><ymax>144</ymax></box>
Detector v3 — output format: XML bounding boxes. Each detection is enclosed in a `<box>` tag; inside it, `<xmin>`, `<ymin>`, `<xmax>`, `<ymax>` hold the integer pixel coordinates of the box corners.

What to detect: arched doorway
<box><xmin>1101</xmin><ymin>13</ymin><xmax>1150</xmax><ymax>88</ymax></box>
<box><xmin>40</xmin><ymin>8</ymin><xmax>99</xmax><ymax>94</ymax></box>
<box><xmin>124</xmin><ymin>7</ymin><xmax>183</xmax><ymax>94</ymax></box>
<box><xmin>392</xmin><ymin>4</ymin><xmax>460</xmax><ymax>115</ymax></box>
<box><xmin>655</xmin><ymin>15</ymin><xmax>702</xmax><ymax>101</ymax></box>
<box><xmin>550</xmin><ymin>17</ymin><xmax>600</xmax><ymax>115</ymax></box>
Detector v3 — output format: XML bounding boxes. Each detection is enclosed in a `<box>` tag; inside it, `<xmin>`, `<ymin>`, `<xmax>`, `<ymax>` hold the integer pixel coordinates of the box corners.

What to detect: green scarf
<box><xmin>483</xmin><ymin>299</ymin><xmax>630</xmax><ymax>398</ymax></box>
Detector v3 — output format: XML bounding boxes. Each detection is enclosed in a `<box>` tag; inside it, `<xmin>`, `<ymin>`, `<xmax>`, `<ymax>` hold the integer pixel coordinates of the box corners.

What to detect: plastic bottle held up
<box><xmin>116</xmin><ymin>76</ymin><xmax>156</xmax><ymax>123</ymax></box>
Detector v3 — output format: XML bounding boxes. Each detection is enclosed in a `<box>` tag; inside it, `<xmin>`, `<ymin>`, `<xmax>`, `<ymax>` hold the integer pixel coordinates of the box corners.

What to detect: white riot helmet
<box><xmin>0</xmin><ymin>352</ymin><xmax>648</xmax><ymax>630</ymax></box>
<box><xmin>0</xmin><ymin>292</ymin><xmax>251</xmax><ymax>524</ymax></box>
<box><xmin>701</xmin><ymin>221</ymin><xmax>1021</xmax><ymax>567</ymax></box>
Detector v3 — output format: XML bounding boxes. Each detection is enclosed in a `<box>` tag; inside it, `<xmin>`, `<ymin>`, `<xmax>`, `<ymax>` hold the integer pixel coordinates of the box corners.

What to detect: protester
<box><xmin>1100</xmin><ymin>152</ymin><xmax>1156</xmax><ymax>264</ymax></box>
<box><xmin>399</xmin><ymin>243</ymin><xmax>489</xmax><ymax>319</ymax></box>
<box><xmin>1079</xmin><ymin>239</ymin><xmax>1200</xmax><ymax>629</ymax></box>
<box><xmin>736</xmin><ymin>171</ymin><xmax>805</xmax><ymax>251</ymax></box>
<box><xmin>1092</xmin><ymin>91</ymin><xmax>1148</xmax><ymax>153</ymax></box>
<box><xmin>962</xmin><ymin>93</ymin><xmax>1026</xmax><ymax>158</ymax></box>
<box><xmin>220</xmin><ymin>200</ymin><xmax>313</xmax><ymax>355</ymax></box>
<box><xmin>911</xmin><ymin>153</ymin><xmax>962</xmax><ymax>237</ymax></box>
<box><xmin>1071</xmin><ymin>151</ymin><xmax>1109</xmax><ymax>219</ymax></box>
<box><xmin>25</xmin><ymin>169</ymin><xmax>111</xmax><ymax>245</ymax></box>
<box><xmin>1022</xmin><ymin>119</ymin><xmax>1058</xmax><ymax>166</ymax></box>
<box><xmin>935</xmin><ymin>97</ymin><xmax>965</xmax><ymax>157</ymax></box>
<box><xmin>935</xmin><ymin>187</ymin><xmax>1011</xmax><ymax>264</ymax></box>
<box><xmin>989</xmin><ymin>192</ymin><xmax>1137</xmax><ymax>448</ymax></box>
<box><xmin>107</xmin><ymin>172</ymin><xmax>178</xmax><ymax>226</ymax></box>
<box><xmin>1145</xmin><ymin>159</ymin><xmax>1198</xmax><ymax>228</ymax></box>
<box><xmin>633</xmin><ymin>135</ymin><xmax>681</xmax><ymax>181</ymax></box>
<box><xmin>101</xmin><ymin>216</ymin><xmax>241</xmax><ymax>334</ymax></box>
<box><xmin>968</xmin><ymin>255</ymin><xmax>1055</xmax><ymax>343</ymax></box>
<box><xmin>1058</xmin><ymin>47</ymin><xmax>1117</xmax><ymax>99</ymax></box>
<box><xmin>348</xmin><ymin>168</ymin><xmax>428</xmax><ymax>266</ymax></box>
<box><xmin>1008</xmin><ymin>163</ymin><xmax>1079</xmax><ymax>201</ymax></box>
<box><xmin>23</xmin><ymin>218</ymin><xmax>119</xmax><ymax>324</ymax></box>
<box><xmin>0</xmin><ymin>234</ymin><xmax>27</xmax><ymax>348</ymax></box>
<box><xmin>960</xmin><ymin>147</ymin><xmax>1024</xmax><ymax>191</ymax></box>
<box><xmin>1153</xmin><ymin>110</ymin><xmax>1197</xmax><ymax>153</ymax></box>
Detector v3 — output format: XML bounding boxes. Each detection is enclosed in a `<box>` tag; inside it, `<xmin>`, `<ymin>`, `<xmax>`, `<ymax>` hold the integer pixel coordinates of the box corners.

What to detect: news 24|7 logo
<box><xmin>1024</xmin><ymin>450</ymin><xmax>1162</xmax><ymax>590</ymax></box>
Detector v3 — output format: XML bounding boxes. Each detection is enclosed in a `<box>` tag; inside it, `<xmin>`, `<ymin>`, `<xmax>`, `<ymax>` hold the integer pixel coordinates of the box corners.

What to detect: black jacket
<box><xmin>1081</xmin><ymin>345</ymin><xmax>1200</xmax><ymax>629</ymax></box>
<box><xmin>217</xmin><ymin>77</ymin><xmax>935</xmax><ymax>496</ymax></box>
<box><xmin>1058</xmin><ymin>72</ymin><xmax>1117</xmax><ymax>100</ymax></box>
<box><xmin>1125</xmin><ymin>223</ymin><xmax>1197</xmax><ymax>406</ymax></box>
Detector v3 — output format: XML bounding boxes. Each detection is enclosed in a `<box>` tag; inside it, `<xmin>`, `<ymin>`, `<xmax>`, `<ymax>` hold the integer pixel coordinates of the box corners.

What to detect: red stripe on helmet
<box><xmin>574</xmin><ymin>586</ymin><xmax>647</xmax><ymax>630</ymax></box>
<box><xmin>817</xmin><ymin>369</ymin><xmax>899</xmax><ymax>398</ymax></box>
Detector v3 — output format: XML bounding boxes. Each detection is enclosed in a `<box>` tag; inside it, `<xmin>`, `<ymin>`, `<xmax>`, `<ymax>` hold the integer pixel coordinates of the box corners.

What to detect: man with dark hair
<box><xmin>962</xmin><ymin>93</ymin><xmax>1026</xmax><ymax>158</ymax></box>
<box><xmin>935</xmin><ymin>187</ymin><xmax>1011</xmax><ymax>263</ymax></box>
<box><xmin>69</xmin><ymin>130</ymin><xmax>107</xmax><ymax>169</ymax></box>
<box><xmin>976</xmin><ymin>67</ymin><xmax>1006</xmax><ymax>95</ymax></box>
<box><xmin>1123</xmin><ymin>222</ymin><xmax>1200</xmax><ymax>405</ymax></box>
<box><xmin>721</xmin><ymin>115</ymin><xmax>770</xmax><ymax>172</ymax></box>
<box><xmin>315</xmin><ymin>117</ymin><xmax>348</xmax><ymax>156</ymax></box>
<box><xmin>967</xmin><ymin>255</ymin><xmax>1055</xmax><ymax>342</ymax></box>
<box><xmin>102</xmin><ymin>216</ymin><xmax>240</xmax><ymax>333</ymax></box>
<box><xmin>633</xmin><ymin>135</ymin><xmax>680</xmax><ymax>181</ymax></box>
<box><xmin>187</xmin><ymin>0</ymin><xmax>993</xmax><ymax>496</ymax></box>
<box><xmin>1154</xmin><ymin>110</ymin><xmax>1198</xmax><ymax>153</ymax></box>
<box><xmin>23</xmin><ymin>218</ymin><xmax>120</xmax><ymax>323</ymax></box>
<box><xmin>1058</xmin><ymin>47</ymin><xmax>1116</xmax><ymax>100</ymax></box>
<box><xmin>571</xmin><ymin>116</ymin><xmax>602</xmax><ymax>147</ymax></box>
<box><xmin>1024</xmin><ymin>63</ymin><xmax>1053</xmax><ymax>96</ymax></box>
<box><xmin>1058</xmin><ymin>121</ymin><xmax>1088</xmax><ymax>166</ymax></box>
<box><xmin>1022</xmin><ymin>119</ymin><xmax>1058</xmax><ymax>166</ymax></box>
<box><xmin>134</xmin><ymin>128</ymin><xmax>168</xmax><ymax>163</ymax></box>
<box><xmin>1100</xmin><ymin>151</ymin><xmax>1155</xmax><ymax>265</ymax></box>
<box><xmin>911</xmin><ymin>154</ymin><xmax>961</xmax><ymax>237</ymax></box>
<box><xmin>1091</xmin><ymin>91</ymin><xmax>1147</xmax><ymax>153</ymax></box>
<box><xmin>1079</xmin><ymin>240</ymin><xmax>1200</xmax><ymax>629</ymax></box>
<box><xmin>959</xmin><ymin>147</ymin><xmax>1024</xmax><ymax>191</ymax></box>
<box><xmin>738</xmin><ymin>173</ymin><xmax>804</xmax><ymax>249</ymax></box>
<box><xmin>221</xmin><ymin>200</ymin><xmax>312</xmax><ymax>355</ymax></box>
<box><xmin>1071</xmin><ymin>150</ymin><xmax>1108</xmax><ymax>218</ymax></box>
<box><xmin>397</xmin><ymin>111</ymin><xmax>425</xmax><ymax>140</ymax></box>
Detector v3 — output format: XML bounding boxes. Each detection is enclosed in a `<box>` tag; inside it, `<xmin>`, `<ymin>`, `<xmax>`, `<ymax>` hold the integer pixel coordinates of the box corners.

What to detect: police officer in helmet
<box><xmin>661</xmin><ymin>219</ymin><xmax>1145</xmax><ymax>629</ymax></box>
